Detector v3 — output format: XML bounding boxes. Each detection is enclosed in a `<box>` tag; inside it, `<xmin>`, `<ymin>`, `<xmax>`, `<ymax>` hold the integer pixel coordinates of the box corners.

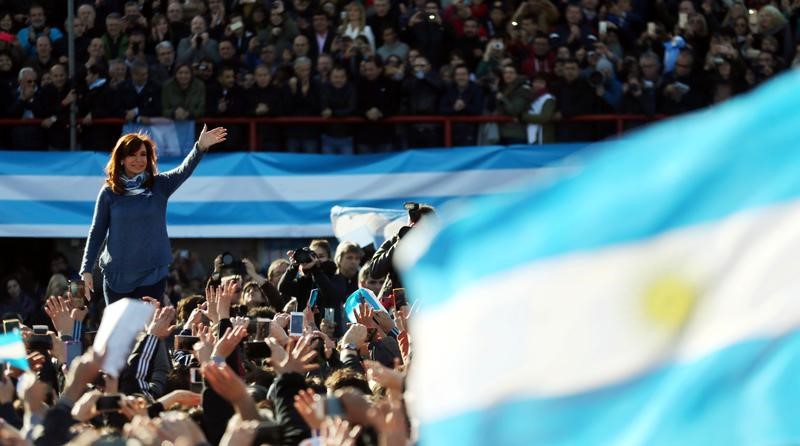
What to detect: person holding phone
<box><xmin>80</xmin><ymin>125</ymin><xmax>227</xmax><ymax>304</ymax></box>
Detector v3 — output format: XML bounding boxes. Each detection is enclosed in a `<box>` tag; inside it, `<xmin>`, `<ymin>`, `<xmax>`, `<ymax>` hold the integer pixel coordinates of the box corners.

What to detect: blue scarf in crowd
<box><xmin>120</xmin><ymin>172</ymin><xmax>152</xmax><ymax>196</ymax></box>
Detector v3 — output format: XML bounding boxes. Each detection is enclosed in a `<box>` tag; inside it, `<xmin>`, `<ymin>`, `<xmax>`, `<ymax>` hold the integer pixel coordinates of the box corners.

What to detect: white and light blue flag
<box><xmin>0</xmin><ymin>331</ymin><xmax>29</xmax><ymax>371</ymax></box>
<box><xmin>0</xmin><ymin>145</ymin><xmax>583</xmax><ymax>238</ymax></box>
<box><xmin>122</xmin><ymin>119</ymin><xmax>196</xmax><ymax>158</ymax></box>
<box><xmin>398</xmin><ymin>70</ymin><xmax>800</xmax><ymax>445</ymax></box>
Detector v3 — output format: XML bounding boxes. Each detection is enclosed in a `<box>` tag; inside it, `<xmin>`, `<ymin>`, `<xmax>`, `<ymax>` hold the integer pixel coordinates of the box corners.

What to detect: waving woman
<box><xmin>80</xmin><ymin>125</ymin><xmax>227</xmax><ymax>304</ymax></box>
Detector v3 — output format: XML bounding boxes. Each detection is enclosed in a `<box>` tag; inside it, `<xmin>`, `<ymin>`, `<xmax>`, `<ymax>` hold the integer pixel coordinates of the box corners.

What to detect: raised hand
<box><xmin>293</xmin><ymin>388</ymin><xmax>324</xmax><ymax>430</ymax></box>
<box><xmin>320</xmin><ymin>418</ymin><xmax>362</xmax><ymax>446</ymax></box>
<box><xmin>203</xmin><ymin>285</ymin><xmax>220</xmax><ymax>324</ymax></box>
<box><xmin>201</xmin><ymin>363</ymin><xmax>258</xmax><ymax>419</ymax></box>
<box><xmin>147</xmin><ymin>306</ymin><xmax>178</xmax><ymax>339</ymax></box>
<box><xmin>193</xmin><ymin>323</ymin><xmax>215</xmax><ymax>364</ymax></box>
<box><xmin>197</xmin><ymin>124</ymin><xmax>227</xmax><ymax>151</ymax></box>
<box><xmin>212</xmin><ymin>325</ymin><xmax>248</xmax><ymax>359</ymax></box>
<box><xmin>266</xmin><ymin>335</ymin><xmax>319</xmax><ymax>375</ymax></box>
<box><xmin>364</xmin><ymin>359</ymin><xmax>404</xmax><ymax>392</ymax></box>
<box><xmin>44</xmin><ymin>295</ymin><xmax>73</xmax><ymax>336</ymax></box>
<box><xmin>155</xmin><ymin>411</ymin><xmax>208</xmax><ymax>444</ymax></box>
<box><xmin>158</xmin><ymin>389</ymin><xmax>202</xmax><ymax>409</ymax></box>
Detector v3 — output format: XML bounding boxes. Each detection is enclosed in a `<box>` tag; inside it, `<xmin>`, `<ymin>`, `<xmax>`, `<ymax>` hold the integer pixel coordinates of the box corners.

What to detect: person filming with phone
<box><xmin>79</xmin><ymin>125</ymin><xmax>227</xmax><ymax>305</ymax></box>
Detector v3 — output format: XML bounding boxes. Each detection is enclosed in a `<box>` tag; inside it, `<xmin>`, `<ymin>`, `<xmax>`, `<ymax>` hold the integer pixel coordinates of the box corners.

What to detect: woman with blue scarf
<box><xmin>79</xmin><ymin>125</ymin><xmax>227</xmax><ymax>304</ymax></box>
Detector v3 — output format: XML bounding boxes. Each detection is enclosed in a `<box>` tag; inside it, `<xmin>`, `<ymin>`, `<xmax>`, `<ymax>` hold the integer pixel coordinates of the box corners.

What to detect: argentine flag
<box><xmin>0</xmin><ymin>331</ymin><xmax>29</xmax><ymax>371</ymax></box>
<box><xmin>398</xmin><ymin>70</ymin><xmax>800</xmax><ymax>446</ymax></box>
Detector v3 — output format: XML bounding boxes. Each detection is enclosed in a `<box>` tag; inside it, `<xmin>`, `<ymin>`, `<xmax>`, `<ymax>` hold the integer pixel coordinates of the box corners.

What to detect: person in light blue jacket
<box><xmin>80</xmin><ymin>125</ymin><xmax>227</xmax><ymax>304</ymax></box>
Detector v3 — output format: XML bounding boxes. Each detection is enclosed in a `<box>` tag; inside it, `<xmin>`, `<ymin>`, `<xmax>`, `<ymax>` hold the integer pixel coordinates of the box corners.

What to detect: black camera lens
<box><xmin>222</xmin><ymin>252</ymin><xmax>234</xmax><ymax>265</ymax></box>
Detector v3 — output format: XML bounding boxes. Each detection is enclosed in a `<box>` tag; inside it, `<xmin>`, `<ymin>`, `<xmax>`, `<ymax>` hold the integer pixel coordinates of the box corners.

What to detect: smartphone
<box><xmin>68</xmin><ymin>280</ymin><xmax>86</xmax><ymax>303</ymax></box>
<box><xmin>314</xmin><ymin>395</ymin><xmax>345</xmax><ymax>418</ymax></box>
<box><xmin>2</xmin><ymin>319</ymin><xmax>20</xmax><ymax>334</ymax></box>
<box><xmin>96</xmin><ymin>394</ymin><xmax>122</xmax><ymax>413</ymax></box>
<box><xmin>647</xmin><ymin>21</ymin><xmax>656</xmax><ymax>36</ymax></box>
<box><xmin>599</xmin><ymin>20</ymin><xmax>608</xmax><ymax>36</ymax></box>
<box><xmin>678</xmin><ymin>12</ymin><xmax>688</xmax><ymax>29</ymax></box>
<box><xmin>174</xmin><ymin>335</ymin><xmax>200</xmax><ymax>352</ymax></box>
<box><xmin>189</xmin><ymin>367</ymin><xmax>203</xmax><ymax>392</ymax></box>
<box><xmin>323</xmin><ymin>307</ymin><xmax>335</xmax><ymax>324</ymax></box>
<box><xmin>392</xmin><ymin>288</ymin><xmax>407</xmax><ymax>309</ymax></box>
<box><xmin>247</xmin><ymin>318</ymin><xmax>271</xmax><ymax>340</ymax></box>
<box><xmin>32</xmin><ymin>325</ymin><xmax>48</xmax><ymax>335</ymax></box>
<box><xmin>289</xmin><ymin>312</ymin><xmax>304</xmax><ymax>337</ymax></box>
<box><xmin>65</xmin><ymin>340</ymin><xmax>81</xmax><ymax>365</ymax></box>
<box><xmin>229</xmin><ymin>21</ymin><xmax>243</xmax><ymax>32</ymax></box>
<box><xmin>308</xmin><ymin>288</ymin><xmax>319</xmax><ymax>308</ymax></box>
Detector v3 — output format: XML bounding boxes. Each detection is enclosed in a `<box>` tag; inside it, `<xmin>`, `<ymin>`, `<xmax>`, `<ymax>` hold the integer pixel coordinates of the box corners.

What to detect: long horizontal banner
<box><xmin>0</xmin><ymin>145</ymin><xmax>586</xmax><ymax>238</ymax></box>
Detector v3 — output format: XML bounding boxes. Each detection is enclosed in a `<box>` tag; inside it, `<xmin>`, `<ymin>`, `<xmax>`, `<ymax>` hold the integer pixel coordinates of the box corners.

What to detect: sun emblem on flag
<box><xmin>642</xmin><ymin>275</ymin><xmax>697</xmax><ymax>330</ymax></box>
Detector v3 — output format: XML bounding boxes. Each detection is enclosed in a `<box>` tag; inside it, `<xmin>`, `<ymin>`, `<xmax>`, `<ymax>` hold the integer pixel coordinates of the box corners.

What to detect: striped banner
<box><xmin>0</xmin><ymin>145</ymin><xmax>585</xmax><ymax>238</ymax></box>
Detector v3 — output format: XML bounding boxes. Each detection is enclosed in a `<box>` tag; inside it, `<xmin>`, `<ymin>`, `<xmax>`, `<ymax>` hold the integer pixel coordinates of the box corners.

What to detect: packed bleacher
<box><xmin>1</xmin><ymin>0</ymin><xmax>798</xmax><ymax>152</ymax></box>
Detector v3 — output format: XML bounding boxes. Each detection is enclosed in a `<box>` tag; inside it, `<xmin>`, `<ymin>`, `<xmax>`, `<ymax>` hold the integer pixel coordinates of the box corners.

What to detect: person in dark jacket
<box><xmin>403</xmin><ymin>56</ymin><xmax>444</xmax><ymax>148</ymax></box>
<box><xmin>659</xmin><ymin>50</ymin><xmax>709</xmax><ymax>116</ymax></box>
<box><xmin>439</xmin><ymin>64</ymin><xmax>484</xmax><ymax>146</ymax></box>
<box><xmin>121</xmin><ymin>61</ymin><xmax>162</xmax><ymax>124</ymax></box>
<box><xmin>284</xmin><ymin>56</ymin><xmax>322</xmax><ymax>153</ymax></box>
<box><xmin>205</xmin><ymin>65</ymin><xmax>247</xmax><ymax>151</ymax></box>
<box><xmin>8</xmin><ymin>67</ymin><xmax>47</xmax><ymax>150</ymax></box>
<box><xmin>356</xmin><ymin>56</ymin><xmax>400</xmax><ymax>153</ymax></box>
<box><xmin>404</xmin><ymin>1</ymin><xmax>449</xmax><ymax>69</ymax></box>
<box><xmin>78</xmin><ymin>63</ymin><xmax>123</xmax><ymax>151</ymax></box>
<box><xmin>370</xmin><ymin>203</ymin><xmax>436</xmax><ymax>299</ymax></box>
<box><xmin>496</xmin><ymin>64</ymin><xmax>533</xmax><ymax>144</ymax></box>
<box><xmin>247</xmin><ymin>64</ymin><xmax>285</xmax><ymax>151</ymax></box>
<box><xmin>555</xmin><ymin>58</ymin><xmax>597</xmax><ymax>142</ymax></box>
<box><xmin>38</xmin><ymin>63</ymin><xmax>75</xmax><ymax>149</ymax></box>
<box><xmin>320</xmin><ymin>65</ymin><xmax>357</xmax><ymax>154</ymax></box>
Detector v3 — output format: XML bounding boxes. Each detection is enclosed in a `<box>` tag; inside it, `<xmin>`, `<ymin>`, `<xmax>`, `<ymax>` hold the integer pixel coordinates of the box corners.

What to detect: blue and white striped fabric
<box><xmin>344</xmin><ymin>288</ymin><xmax>387</xmax><ymax>323</ymax></box>
<box><xmin>122</xmin><ymin>120</ymin><xmax>196</xmax><ymax>158</ymax></box>
<box><xmin>0</xmin><ymin>331</ymin><xmax>29</xmax><ymax>371</ymax></box>
<box><xmin>0</xmin><ymin>145</ymin><xmax>584</xmax><ymax>238</ymax></box>
<box><xmin>398</xmin><ymin>70</ymin><xmax>800</xmax><ymax>446</ymax></box>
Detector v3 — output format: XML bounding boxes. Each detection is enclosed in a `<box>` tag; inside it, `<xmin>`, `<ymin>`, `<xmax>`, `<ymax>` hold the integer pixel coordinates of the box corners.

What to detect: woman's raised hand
<box><xmin>197</xmin><ymin>124</ymin><xmax>227</xmax><ymax>151</ymax></box>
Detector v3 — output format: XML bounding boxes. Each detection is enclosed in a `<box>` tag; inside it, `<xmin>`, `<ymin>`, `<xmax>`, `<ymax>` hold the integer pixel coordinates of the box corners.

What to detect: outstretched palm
<box><xmin>198</xmin><ymin>124</ymin><xmax>228</xmax><ymax>151</ymax></box>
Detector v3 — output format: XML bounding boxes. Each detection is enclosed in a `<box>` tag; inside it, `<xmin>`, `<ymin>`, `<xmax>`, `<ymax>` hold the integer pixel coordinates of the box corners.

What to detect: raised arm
<box><xmin>158</xmin><ymin>124</ymin><xmax>227</xmax><ymax>197</ymax></box>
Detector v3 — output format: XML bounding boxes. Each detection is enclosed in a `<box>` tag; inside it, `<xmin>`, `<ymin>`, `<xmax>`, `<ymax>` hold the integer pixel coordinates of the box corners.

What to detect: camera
<box><xmin>628</xmin><ymin>82</ymin><xmax>641</xmax><ymax>95</ymax></box>
<box><xmin>292</xmin><ymin>247</ymin><xmax>316</xmax><ymax>264</ymax></box>
<box><xmin>174</xmin><ymin>335</ymin><xmax>200</xmax><ymax>352</ymax></box>
<box><xmin>491</xmin><ymin>41</ymin><xmax>504</xmax><ymax>51</ymax></box>
<box><xmin>428</xmin><ymin>14</ymin><xmax>436</xmax><ymax>21</ymax></box>
<box><xmin>27</xmin><ymin>325</ymin><xmax>52</xmax><ymax>354</ymax></box>
<box><xmin>220</xmin><ymin>252</ymin><xmax>246</xmax><ymax>277</ymax></box>
<box><xmin>96</xmin><ymin>394</ymin><xmax>122</xmax><ymax>413</ymax></box>
<box><xmin>588</xmin><ymin>70</ymin><xmax>605</xmax><ymax>87</ymax></box>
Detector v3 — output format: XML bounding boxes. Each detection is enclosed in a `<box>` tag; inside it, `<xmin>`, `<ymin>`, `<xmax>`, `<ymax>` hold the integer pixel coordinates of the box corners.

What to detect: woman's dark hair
<box><xmin>105</xmin><ymin>133</ymin><xmax>158</xmax><ymax>194</ymax></box>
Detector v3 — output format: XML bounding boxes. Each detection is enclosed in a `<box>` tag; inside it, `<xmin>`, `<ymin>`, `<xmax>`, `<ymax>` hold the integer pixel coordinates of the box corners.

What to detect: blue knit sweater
<box><xmin>80</xmin><ymin>146</ymin><xmax>205</xmax><ymax>277</ymax></box>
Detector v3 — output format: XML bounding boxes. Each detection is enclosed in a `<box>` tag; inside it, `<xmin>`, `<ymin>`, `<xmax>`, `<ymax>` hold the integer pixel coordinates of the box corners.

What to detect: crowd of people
<box><xmin>2</xmin><ymin>0</ymin><xmax>799</xmax><ymax>152</ymax></box>
<box><xmin>0</xmin><ymin>207</ymin><xmax>431</xmax><ymax>445</ymax></box>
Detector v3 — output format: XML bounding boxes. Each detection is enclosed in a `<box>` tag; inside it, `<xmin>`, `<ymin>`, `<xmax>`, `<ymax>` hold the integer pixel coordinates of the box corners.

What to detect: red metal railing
<box><xmin>0</xmin><ymin>114</ymin><xmax>663</xmax><ymax>151</ymax></box>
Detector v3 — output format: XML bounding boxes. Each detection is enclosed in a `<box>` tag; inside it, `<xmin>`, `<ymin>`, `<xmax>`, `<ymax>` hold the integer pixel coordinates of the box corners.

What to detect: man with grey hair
<box><xmin>285</xmin><ymin>56</ymin><xmax>321</xmax><ymax>152</ymax></box>
<box><xmin>177</xmin><ymin>15</ymin><xmax>221</xmax><ymax>65</ymax></box>
<box><xmin>78</xmin><ymin>3</ymin><xmax>103</xmax><ymax>39</ymax></box>
<box><xmin>149</xmin><ymin>41</ymin><xmax>176</xmax><ymax>86</ymax></box>
<box><xmin>9</xmin><ymin>67</ymin><xmax>46</xmax><ymax>149</ymax></box>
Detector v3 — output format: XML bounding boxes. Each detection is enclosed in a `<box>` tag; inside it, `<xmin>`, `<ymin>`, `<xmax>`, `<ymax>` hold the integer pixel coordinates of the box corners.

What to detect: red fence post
<box><xmin>249</xmin><ymin>121</ymin><xmax>257</xmax><ymax>151</ymax></box>
<box><xmin>616</xmin><ymin>118</ymin><xmax>624</xmax><ymax>136</ymax></box>
<box><xmin>444</xmin><ymin>118</ymin><xmax>452</xmax><ymax>147</ymax></box>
